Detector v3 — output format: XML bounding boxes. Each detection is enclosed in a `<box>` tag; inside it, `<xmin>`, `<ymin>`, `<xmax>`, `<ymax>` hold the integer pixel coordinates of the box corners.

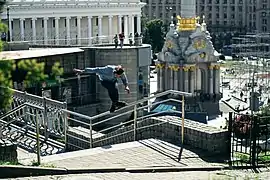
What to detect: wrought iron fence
<box><xmin>229</xmin><ymin>112</ymin><xmax>270</xmax><ymax>168</ymax></box>
<box><xmin>11</xmin><ymin>88</ymin><xmax>67</xmax><ymax>139</ymax></box>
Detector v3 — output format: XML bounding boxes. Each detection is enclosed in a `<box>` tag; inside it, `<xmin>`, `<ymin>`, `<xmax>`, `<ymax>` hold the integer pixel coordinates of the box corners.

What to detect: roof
<box><xmin>0</xmin><ymin>48</ymin><xmax>84</xmax><ymax>60</ymax></box>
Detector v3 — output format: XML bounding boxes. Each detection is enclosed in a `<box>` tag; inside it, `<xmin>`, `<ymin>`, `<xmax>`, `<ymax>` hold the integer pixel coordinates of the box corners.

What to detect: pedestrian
<box><xmin>119</xmin><ymin>32</ymin><xmax>125</xmax><ymax>48</ymax></box>
<box><xmin>73</xmin><ymin>65</ymin><xmax>130</xmax><ymax>112</ymax></box>
<box><xmin>113</xmin><ymin>34</ymin><xmax>118</xmax><ymax>48</ymax></box>
<box><xmin>128</xmin><ymin>33</ymin><xmax>133</xmax><ymax>46</ymax></box>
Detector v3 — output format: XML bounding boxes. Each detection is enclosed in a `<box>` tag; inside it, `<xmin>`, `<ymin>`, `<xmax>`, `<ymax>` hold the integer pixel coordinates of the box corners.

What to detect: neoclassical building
<box><xmin>1</xmin><ymin>0</ymin><xmax>145</xmax><ymax>45</ymax></box>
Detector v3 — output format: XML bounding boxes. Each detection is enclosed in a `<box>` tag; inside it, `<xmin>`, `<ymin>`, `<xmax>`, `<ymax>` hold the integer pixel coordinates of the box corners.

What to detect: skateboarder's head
<box><xmin>114</xmin><ymin>65</ymin><xmax>124</xmax><ymax>77</ymax></box>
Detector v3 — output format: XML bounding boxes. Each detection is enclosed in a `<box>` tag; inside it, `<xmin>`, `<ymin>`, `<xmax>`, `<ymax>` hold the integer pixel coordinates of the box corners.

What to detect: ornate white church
<box><xmin>1</xmin><ymin>0</ymin><xmax>145</xmax><ymax>46</ymax></box>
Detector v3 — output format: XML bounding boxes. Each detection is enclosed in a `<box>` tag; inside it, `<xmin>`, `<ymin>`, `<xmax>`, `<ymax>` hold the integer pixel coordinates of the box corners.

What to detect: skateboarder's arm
<box><xmin>84</xmin><ymin>67</ymin><xmax>106</xmax><ymax>74</ymax></box>
<box><xmin>120</xmin><ymin>73</ymin><xmax>128</xmax><ymax>87</ymax></box>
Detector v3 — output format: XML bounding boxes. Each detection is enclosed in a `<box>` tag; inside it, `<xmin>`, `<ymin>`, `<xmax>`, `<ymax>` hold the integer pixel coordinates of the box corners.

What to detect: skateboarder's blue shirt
<box><xmin>84</xmin><ymin>65</ymin><xmax>128</xmax><ymax>86</ymax></box>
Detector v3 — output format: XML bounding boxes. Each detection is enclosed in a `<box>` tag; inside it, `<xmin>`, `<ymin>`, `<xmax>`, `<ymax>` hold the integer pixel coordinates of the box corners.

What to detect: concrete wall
<box><xmin>67</xmin><ymin>116</ymin><xmax>229</xmax><ymax>156</ymax></box>
<box><xmin>82</xmin><ymin>45</ymin><xmax>151</xmax><ymax>114</ymax></box>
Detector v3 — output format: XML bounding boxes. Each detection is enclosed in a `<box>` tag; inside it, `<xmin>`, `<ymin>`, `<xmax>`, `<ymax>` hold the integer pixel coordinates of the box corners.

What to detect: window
<box><xmin>96</xmin><ymin>18</ymin><xmax>98</xmax><ymax>26</ymax></box>
<box><xmin>53</xmin><ymin>20</ymin><xmax>55</xmax><ymax>28</ymax></box>
<box><xmin>75</xmin><ymin>19</ymin><xmax>77</xmax><ymax>27</ymax></box>
<box><xmin>238</xmin><ymin>6</ymin><xmax>242</xmax><ymax>12</ymax></box>
<box><xmin>42</xmin><ymin>20</ymin><xmax>44</xmax><ymax>28</ymax></box>
<box><xmin>224</xmin><ymin>13</ymin><xmax>227</xmax><ymax>18</ymax></box>
<box><xmin>263</xmin><ymin>19</ymin><xmax>267</xmax><ymax>25</ymax></box>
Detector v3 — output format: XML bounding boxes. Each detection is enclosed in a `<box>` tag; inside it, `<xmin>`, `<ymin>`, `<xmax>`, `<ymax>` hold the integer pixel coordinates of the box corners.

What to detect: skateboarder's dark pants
<box><xmin>100</xmin><ymin>80</ymin><xmax>119</xmax><ymax>104</ymax></box>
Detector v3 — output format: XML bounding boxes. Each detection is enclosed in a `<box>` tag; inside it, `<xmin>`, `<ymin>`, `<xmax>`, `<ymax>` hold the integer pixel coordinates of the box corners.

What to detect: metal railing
<box><xmin>9</xmin><ymin>35</ymin><xmax>143</xmax><ymax>47</ymax></box>
<box><xmin>0</xmin><ymin>102</ymin><xmax>45</xmax><ymax>165</ymax></box>
<box><xmin>64</xmin><ymin>90</ymin><xmax>192</xmax><ymax>150</ymax></box>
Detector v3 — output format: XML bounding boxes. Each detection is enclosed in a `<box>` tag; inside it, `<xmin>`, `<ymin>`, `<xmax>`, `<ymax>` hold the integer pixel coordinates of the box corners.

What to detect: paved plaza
<box><xmin>38</xmin><ymin>138</ymin><xmax>224</xmax><ymax>169</ymax></box>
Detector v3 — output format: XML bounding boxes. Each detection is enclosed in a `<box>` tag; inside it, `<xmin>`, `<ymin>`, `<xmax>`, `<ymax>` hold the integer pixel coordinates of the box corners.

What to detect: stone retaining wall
<box><xmin>0</xmin><ymin>139</ymin><xmax>18</xmax><ymax>163</ymax></box>
<box><xmin>66</xmin><ymin>116</ymin><xmax>229</xmax><ymax>156</ymax></box>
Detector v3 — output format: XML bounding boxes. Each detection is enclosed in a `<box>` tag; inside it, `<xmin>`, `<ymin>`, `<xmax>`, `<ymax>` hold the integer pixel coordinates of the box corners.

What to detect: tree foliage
<box><xmin>0</xmin><ymin>60</ymin><xmax>15</xmax><ymax>110</ymax></box>
<box><xmin>143</xmin><ymin>19</ymin><xmax>165</xmax><ymax>53</ymax></box>
<box><xmin>17</xmin><ymin>59</ymin><xmax>48</xmax><ymax>88</ymax></box>
<box><xmin>51</xmin><ymin>62</ymin><xmax>64</xmax><ymax>82</ymax></box>
<box><xmin>0</xmin><ymin>18</ymin><xmax>13</xmax><ymax>110</ymax></box>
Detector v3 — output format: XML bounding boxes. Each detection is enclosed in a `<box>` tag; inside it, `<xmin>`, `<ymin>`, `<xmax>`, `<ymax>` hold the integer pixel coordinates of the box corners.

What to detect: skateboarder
<box><xmin>73</xmin><ymin>65</ymin><xmax>130</xmax><ymax>112</ymax></box>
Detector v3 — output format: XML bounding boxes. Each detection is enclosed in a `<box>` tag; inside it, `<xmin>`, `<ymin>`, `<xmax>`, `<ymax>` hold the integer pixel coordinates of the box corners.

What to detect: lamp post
<box><xmin>7</xmin><ymin>5</ymin><xmax>10</xmax><ymax>42</ymax></box>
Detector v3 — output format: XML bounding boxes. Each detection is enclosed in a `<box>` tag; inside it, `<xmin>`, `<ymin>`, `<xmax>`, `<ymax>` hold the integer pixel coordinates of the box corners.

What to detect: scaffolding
<box><xmin>229</xmin><ymin>32</ymin><xmax>270</xmax><ymax>105</ymax></box>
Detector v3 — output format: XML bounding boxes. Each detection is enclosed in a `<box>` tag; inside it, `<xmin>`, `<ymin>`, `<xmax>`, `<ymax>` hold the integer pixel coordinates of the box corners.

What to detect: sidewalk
<box><xmin>38</xmin><ymin>139</ymin><xmax>225</xmax><ymax>170</ymax></box>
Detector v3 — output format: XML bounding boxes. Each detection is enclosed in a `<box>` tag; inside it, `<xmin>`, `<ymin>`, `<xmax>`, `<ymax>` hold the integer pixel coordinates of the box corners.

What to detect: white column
<box><xmin>108</xmin><ymin>15</ymin><xmax>113</xmax><ymax>42</ymax></box>
<box><xmin>8</xmin><ymin>18</ymin><xmax>13</xmax><ymax>42</ymax></box>
<box><xmin>128</xmin><ymin>15</ymin><xmax>132</xmax><ymax>35</ymax></box>
<box><xmin>98</xmin><ymin>16</ymin><xmax>103</xmax><ymax>36</ymax></box>
<box><xmin>55</xmin><ymin>17</ymin><xmax>60</xmax><ymax>45</ymax></box>
<box><xmin>124</xmin><ymin>16</ymin><xmax>128</xmax><ymax>43</ymax></box>
<box><xmin>19</xmin><ymin>18</ymin><xmax>24</xmax><ymax>41</ymax></box>
<box><xmin>215</xmin><ymin>69</ymin><xmax>220</xmax><ymax>94</ymax></box>
<box><xmin>31</xmin><ymin>17</ymin><xmax>36</xmax><ymax>44</ymax></box>
<box><xmin>118</xmin><ymin>15</ymin><xmax>122</xmax><ymax>33</ymax></box>
<box><xmin>43</xmin><ymin>17</ymin><xmax>48</xmax><ymax>44</ymax></box>
<box><xmin>136</xmin><ymin>14</ymin><xmax>141</xmax><ymax>34</ymax></box>
<box><xmin>131</xmin><ymin>15</ymin><xmax>134</xmax><ymax>39</ymax></box>
<box><xmin>184</xmin><ymin>71</ymin><xmax>189</xmax><ymax>92</ymax></box>
<box><xmin>77</xmin><ymin>16</ymin><xmax>82</xmax><ymax>45</ymax></box>
<box><xmin>190</xmin><ymin>71</ymin><xmax>195</xmax><ymax>94</ymax></box>
<box><xmin>88</xmin><ymin>16</ymin><xmax>92</xmax><ymax>46</ymax></box>
<box><xmin>209</xmin><ymin>66</ymin><xmax>213</xmax><ymax>94</ymax></box>
<box><xmin>66</xmin><ymin>16</ymin><xmax>71</xmax><ymax>45</ymax></box>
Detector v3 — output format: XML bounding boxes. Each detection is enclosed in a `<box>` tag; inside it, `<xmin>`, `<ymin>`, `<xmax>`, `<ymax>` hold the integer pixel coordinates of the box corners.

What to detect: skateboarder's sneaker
<box><xmin>110</xmin><ymin>103</ymin><xmax>117</xmax><ymax>113</ymax></box>
<box><xmin>116</xmin><ymin>101</ymin><xmax>128</xmax><ymax>109</ymax></box>
<box><xmin>110</xmin><ymin>101</ymin><xmax>128</xmax><ymax>113</ymax></box>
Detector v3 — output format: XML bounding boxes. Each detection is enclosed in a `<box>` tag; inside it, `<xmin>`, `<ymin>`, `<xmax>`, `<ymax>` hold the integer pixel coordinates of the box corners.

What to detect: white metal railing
<box><xmin>8</xmin><ymin>35</ymin><xmax>143</xmax><ymax>47</ymax></box>
<box><xmin>0</xmin><ymin>102</ymin><xmax>45</xmax><ymax>165</ymax></box>
<box><xmin>63</xmin><ymin>90</ymin><xmax>192</xmax><ymax>149</ymax></box>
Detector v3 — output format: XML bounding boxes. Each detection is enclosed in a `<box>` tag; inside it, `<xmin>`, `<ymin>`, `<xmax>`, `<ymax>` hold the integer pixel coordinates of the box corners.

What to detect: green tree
<box><xmin>0</xmin><ymin>60</ymin><xmax>15</xmax><ymax>110</ymax></box>
<box><xmin>17</xmin><ymin>60</ymin><xmax>64</xmax><ymax>93</ymax></box>
<box><xmin>51</xmin><ymin>62</ymin><xmax>64</xmax><ymax>82</ymax></box>
<box><xmin>143</xmin><ymin>19</ymin><xmax>166</xmax><ymax>53</ymax></box>
<box><xmin>17</xmin><ymin>59</ymin><xmax>48</xmax><ymax>89</ymax></box>
<box><xmin>0</xmin><ymin>17</ymin><xmax>14</xmax><ymax>111</ymax></box>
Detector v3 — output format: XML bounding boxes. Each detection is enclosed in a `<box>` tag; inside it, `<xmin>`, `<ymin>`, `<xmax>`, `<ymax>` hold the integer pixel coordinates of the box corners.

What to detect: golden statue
<box><xmin>176</xmin><ymin>15</ymin><xmax>200</xmax><ymax>31</ymax></box>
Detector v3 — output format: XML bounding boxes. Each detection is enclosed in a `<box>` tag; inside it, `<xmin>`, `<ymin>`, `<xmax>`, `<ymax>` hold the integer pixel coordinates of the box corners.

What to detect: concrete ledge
<box><xmin>0</xmin><ymin>165</ymin><xmax>67</xmax><ymax>178</ymax></box>
<box><xmin>67</xmin><ymin>167</ymin><xmax>126</xmax><ymax>174</ymax></box>
<box><xmin>125</xmin><ymin>166</ymin><xmax>226</xmax><ymax>173</ymax></box>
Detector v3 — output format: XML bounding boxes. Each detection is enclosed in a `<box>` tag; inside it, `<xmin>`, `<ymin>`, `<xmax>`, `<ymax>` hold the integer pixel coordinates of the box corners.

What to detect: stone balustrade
<box><xmin>66</xmin><ymin>115</ymin><xmax>229</xmax><ymax>156</ymax></box>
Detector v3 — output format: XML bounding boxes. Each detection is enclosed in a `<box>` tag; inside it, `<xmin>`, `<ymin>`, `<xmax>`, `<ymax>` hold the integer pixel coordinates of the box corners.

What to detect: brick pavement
<box><xmin>40</xmin><ymin>138</ymin><xmax>224</xmax><ymax>169</ymax></box>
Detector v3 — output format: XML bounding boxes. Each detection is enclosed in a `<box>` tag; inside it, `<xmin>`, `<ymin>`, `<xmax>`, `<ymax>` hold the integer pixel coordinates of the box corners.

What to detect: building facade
<box><xmin>196</xmin><ymin>0</ymin><xmax>270</xmax><ymax>33</ymax></box>
<box><xmin>142</xmin><ymin>0</ymin><xmax>270</xmax><ymax>33</ymax></box>
<box><xmin>1</xmin><ymin>0</ymin><xmax>145</xmax><ymax>46</ymax></box>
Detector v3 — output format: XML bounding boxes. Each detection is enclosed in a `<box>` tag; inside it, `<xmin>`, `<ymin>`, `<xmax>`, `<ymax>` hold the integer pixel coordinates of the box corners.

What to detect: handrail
<box><xmin>89</xmin><ymin>90</ymin><xmax>192</xmax><ymax>123</ymax></box>
<box><xmin>92</xmin><ymin>98</ymin><xmax>183</xmax><ymax>126</ymax></box>
<box><xmin>0</xmin><ymin>103</ymin><xmax>25</xmax><ymax>120</ymax></box>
